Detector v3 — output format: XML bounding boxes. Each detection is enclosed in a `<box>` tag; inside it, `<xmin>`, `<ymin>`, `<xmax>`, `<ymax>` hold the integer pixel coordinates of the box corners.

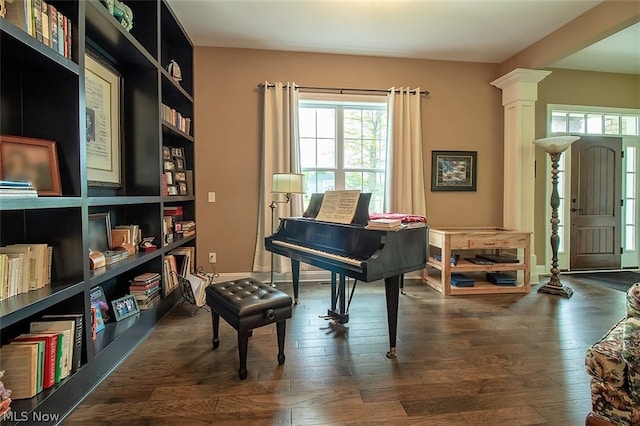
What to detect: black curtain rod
<box><xmin>257</xmin><ymin>83</ymin><xmax>429</xmax><ymax>96</ymax></box>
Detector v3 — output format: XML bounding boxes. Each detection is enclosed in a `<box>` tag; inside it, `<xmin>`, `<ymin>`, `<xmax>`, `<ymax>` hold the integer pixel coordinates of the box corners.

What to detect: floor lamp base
<box><xmin>538</xmin><ymin>282</ymin><xmax>573</xmax><ymax>298</ymax></box>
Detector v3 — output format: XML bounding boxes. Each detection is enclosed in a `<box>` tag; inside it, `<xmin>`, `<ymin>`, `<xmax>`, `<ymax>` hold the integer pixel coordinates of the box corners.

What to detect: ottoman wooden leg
<box><xmin>238</xmin><ymin>330</ymin><xmax>250</xmax><ymax>380</ymax></box>
<box><xmin>276</xmin><ymin>320</ymin><xmax>286</xmax><ymax>365</ymax></box>
<box><xmin>211</xmin><ymin>311</ymin><xmax>220</xmax><ymax>349</ymax></box>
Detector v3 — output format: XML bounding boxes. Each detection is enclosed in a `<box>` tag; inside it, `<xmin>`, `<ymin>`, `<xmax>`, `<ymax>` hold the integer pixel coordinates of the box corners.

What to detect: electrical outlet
<box><xmin>208</xmin><ymin>252</ymin><xmax>216</xmax><ymax>263</ymax></box>
<box><xmin>208</xmin><ymin>192</ymin><xmax>216</xmax><ymax>203</ymax></box>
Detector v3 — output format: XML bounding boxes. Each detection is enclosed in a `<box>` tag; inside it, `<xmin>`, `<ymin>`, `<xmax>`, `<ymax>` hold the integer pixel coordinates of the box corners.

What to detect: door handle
<box><xmin>570</xmin><ymin>208</ymin><xmax>583</xmax><ymax>213</ymax></box>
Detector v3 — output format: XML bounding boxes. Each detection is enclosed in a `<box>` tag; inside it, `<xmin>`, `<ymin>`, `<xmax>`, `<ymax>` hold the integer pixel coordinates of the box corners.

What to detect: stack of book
<box><xmin>0</xmin><ymin>243</ymin><xmax>53</xmax><ymax>301</ymax></box>
<box><xmin>163</xmin><ymin>206</ymin><xmax>183</xmax><ymax>245</ymax></box>
<box><xmin>486</xmin><ymin>272</ymin><xmax>517</xmax><ymax>286</ymax></box>
<box><xmin>2</xmin><ymin>0</ymin><xmax>74</xmax><ymax>59</ymax></box>
<box><xmin>161</xmin><ymin>104</ymin><xmax>192</xmax><ymax>135</ymax></box>
<box><xmin>177</xmin><ymin>220</ymin><xmax>196</xmax><ymax>239</ymax></box>
<box><xmin>129</xmin><ymin>273</ymin><xmax>161</xmax><ymax>310</ymax></box>
<box><xmin>365</xmin><ymin>218</ymin><xmax>403</xmax><ymax>231</ymax></box>
<box><xmin>0</xmin><ymin>180</ymin><xmax>37</xmax><ymax>198</ymax></box>
<box><xmin>450</xmin><ymin>273</ymin><xmax>475</xmax><ymax>287</ymax></box>
<box><xmin>163</xmin><ymin>255</ymin><xmax>179</xmax><ymax>295</ymax></box>
<box><xmin>169</xmin><ymin>246</ymin><xmax>195</xmax><ymax>276</ymax></box>
<box><xmin>0</xmin><ymin>313</ymin><xmax>83</xmax><ymax>399</ymax></box>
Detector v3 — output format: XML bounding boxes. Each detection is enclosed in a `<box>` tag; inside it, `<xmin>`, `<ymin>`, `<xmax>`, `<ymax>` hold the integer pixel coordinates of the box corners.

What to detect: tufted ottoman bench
<box><xmin>205</xmin><ymin>278</ymin><xmax>292</xmax><ymax>379</ymax></box>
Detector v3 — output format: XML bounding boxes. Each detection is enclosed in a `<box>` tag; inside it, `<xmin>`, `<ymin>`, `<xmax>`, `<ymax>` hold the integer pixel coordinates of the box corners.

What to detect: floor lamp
<box><xmin>533</xmin><ymin>135</ymin><xmax>581</xmax><ymax>298</ymax></box>
<box><xmin>269</xmin><ymin>173</ymin><xmax>304</xmax><ymax>287</ymax></box>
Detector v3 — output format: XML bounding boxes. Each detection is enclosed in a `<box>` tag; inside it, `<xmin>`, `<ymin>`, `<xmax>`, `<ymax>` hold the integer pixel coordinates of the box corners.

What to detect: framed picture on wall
<box><xmin>431</xmin><ymin>150</ymin><xmax>477</xmax><ymax>192</ymax></box>
<box><xmin>85</xmin><ymin>53</ymin><xmax>122</xmax><ymax>187</ymax></box>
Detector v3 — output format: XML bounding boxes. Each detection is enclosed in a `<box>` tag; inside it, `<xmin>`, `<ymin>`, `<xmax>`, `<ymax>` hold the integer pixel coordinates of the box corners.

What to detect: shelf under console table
<box><xmin>423</xmin><ymin>227</ymin><xmax>531</xmax><ymax>296</ymax></box>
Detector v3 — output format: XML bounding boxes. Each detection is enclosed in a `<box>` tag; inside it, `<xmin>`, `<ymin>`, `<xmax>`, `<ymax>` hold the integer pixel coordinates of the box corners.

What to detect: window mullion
<box><xmin>336</xmin><ymin>105</ymin><xmax>345</xmax><ymax>189</ymax></box>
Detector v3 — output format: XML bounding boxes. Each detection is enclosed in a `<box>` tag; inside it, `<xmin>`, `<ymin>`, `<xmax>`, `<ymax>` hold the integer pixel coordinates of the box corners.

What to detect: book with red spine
<box><xmin>12</xmin><ymin>332</ymin><xmax>58</xmax><ymax>388</ymax></box>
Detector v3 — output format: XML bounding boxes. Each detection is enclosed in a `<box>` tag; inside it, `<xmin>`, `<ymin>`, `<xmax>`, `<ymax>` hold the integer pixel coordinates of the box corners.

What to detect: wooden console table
<box><xmin>424</xmin><ymin>227</ymin><xmax>531</xmax><ymax>295</ymax></box>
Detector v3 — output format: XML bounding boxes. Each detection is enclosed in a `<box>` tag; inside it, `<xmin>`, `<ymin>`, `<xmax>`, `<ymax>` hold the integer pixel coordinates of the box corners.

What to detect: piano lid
<box><xmin>303</xmin><ymin>192</ymin><xmax>371</xmax><ymax>226</ymax></box>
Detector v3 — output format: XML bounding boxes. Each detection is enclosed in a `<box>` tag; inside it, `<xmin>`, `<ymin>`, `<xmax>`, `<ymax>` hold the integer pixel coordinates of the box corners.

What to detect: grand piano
<box><xmin>265</xmin><ymin>193</ymin><xmax>428</xmax><ymax>358</ymax></box>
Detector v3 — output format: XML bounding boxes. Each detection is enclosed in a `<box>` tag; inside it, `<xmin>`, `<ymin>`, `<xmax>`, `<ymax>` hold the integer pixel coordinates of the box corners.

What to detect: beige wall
<box><xmin>532</xmin><ymin>69</ymin><xmax>640</xmax><ymax>261</ymax></box>
<box><xmin>194</xmin><ymin>47</ymin><xmax>505</xmax><ymax>273</ymax></box>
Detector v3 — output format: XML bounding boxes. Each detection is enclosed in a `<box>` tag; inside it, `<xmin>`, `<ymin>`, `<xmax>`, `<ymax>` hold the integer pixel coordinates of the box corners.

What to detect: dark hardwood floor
<box><xmin>64</xmin><ymin>276</ymin><xmax>626</xmax><ymax>425</ymax></box>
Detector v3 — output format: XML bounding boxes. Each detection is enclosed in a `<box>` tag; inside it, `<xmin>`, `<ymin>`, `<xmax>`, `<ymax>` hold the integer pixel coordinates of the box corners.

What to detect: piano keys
<box><xmin>265</xmin><ymin>216</ymin><xmax>428</xmax><ymax>358</ymax></box>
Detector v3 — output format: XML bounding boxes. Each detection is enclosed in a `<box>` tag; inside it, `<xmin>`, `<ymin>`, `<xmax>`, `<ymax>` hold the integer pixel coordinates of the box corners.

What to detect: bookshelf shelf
<box><xmin>0</xmin><ymin>0</ymin><xmax>194</xmax><ymax>422</ymax></box>
<box><xmin>163</xmin><ymin>234</ymin><xmax>196</xmax><ymax>253</ymax></box>
<box><xmin>423</xmin><ymin>227</ymin><xmax>531</xmax><ymax>296</ymax></box>
<box><xmin>87</xmin><ymin>196</ymin><xmax>162</xmax><ymax>206</ymax></box>
<box><xmin>161</xmin><ymin>68</ymin><xmax>194</xmax><ymax>103</ymax></box>
<box><xmin>162</xmin><ymin>121</ymin><xmax>194</xmax><ymax>142</ymax></box>
<box><xmin>0</xmin><ymin>282</ymin><xmax>85</xmax><ymax>328</ymax></box>
<box><xmin>84</xmin><ymin>0</ymin><xmax>156</xmax><ymax>67</ymax></box>
<box><xmin>0</xmin><ymin>197</ymin><xmax>83</xmax><ymax>211</ymax></box>
<box><xmin>0</xmin><ymin>19</ymin><xmax>79</xmax><ymax>72</ymax></box>
<box><xmin>163</xmin><ymin>195</ymin><xmax>196</xmax><ymax>203</ymax></box>
<box><xmin>91</xmin><ymin>289</ymin><xmax>180</xmax><ymax>356</ymax></box>
<box><xmin>88</xmin><ymin>251</ymin><xmax>163</xmax><ymax>287</ymax></box>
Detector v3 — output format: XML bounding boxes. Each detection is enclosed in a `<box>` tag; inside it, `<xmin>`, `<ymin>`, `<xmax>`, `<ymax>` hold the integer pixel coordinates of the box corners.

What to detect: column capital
<box><xmin>491</xmin><ymin>68</ymin><xmax>552</xmax><ymax>105</ymax></box>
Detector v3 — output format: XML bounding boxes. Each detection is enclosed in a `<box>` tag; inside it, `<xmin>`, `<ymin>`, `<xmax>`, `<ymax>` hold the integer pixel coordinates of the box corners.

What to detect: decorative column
<box><xmin>491</xmin><ymin>69</ymin><xmax>552</xmax><ymax>282</ymax></box>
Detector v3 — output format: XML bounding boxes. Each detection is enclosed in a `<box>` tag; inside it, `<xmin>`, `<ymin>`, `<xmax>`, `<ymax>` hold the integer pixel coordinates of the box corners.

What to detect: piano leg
<box><xmin>339</xmin><ymin>274</ymin><xmax>347</xmax><ymax>319</ymax></box>
<box><xmin>330</xmin><ymin>272</ymin><xmax>337</xmax><ymax>312</ymax></box>
<box><xmin>327</xmin><ymin>272</ymin><xmax>349</xmax><ymax>324</ymax></box>
<box><xmin>384</xmin><ymin>275</ymin><xmax>400</xmax><ymax>358</ymax></box>
<box><xmin>291</xmin><ymin>259</ymin><xmax>300</xmax><ymax>304</ymax></box>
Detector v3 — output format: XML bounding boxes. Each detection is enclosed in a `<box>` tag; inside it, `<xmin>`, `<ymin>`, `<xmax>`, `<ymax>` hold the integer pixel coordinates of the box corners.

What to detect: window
<box><xmin>626</xmin><ymin>146</ymin><xmax>637</xmax><ymax>251</ymax></box>
<box><xmin>551</xmin><ymin>109</ymin><xmax>640</xmax><ymax>137</ymax></box>
<box><xmin>557</xmin><ymin>154</ymin><xmax>567</xmax><ymax>252</ymax></box>
<box><xmin>298</xmin><ymin>95</ymin><xmax>388</xmax><ymax>213</ymax></box>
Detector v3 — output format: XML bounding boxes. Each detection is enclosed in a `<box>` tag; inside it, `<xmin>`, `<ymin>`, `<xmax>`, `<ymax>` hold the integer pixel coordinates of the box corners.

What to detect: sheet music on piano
<box><xmin>315</xmin><ymin>190</ymin><xmax>361</xmax><ymax>224</ymax></box>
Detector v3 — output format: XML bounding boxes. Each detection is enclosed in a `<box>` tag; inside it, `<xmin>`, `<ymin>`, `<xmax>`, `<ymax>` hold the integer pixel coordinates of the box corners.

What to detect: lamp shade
<box><xmin>533</xmin><ymin>136</ymin><xmax>581</xmax><ymax>153</ymax></box>
<box><xmin>272</xmin><ymin>173</ymin><xmax>304</xmax><ymax>194</ymax></box>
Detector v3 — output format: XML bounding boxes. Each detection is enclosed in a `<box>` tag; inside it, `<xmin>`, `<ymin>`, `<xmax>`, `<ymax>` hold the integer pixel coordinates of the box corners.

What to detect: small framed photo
<box><xmin>0</xmin><ymin>135</ymin><xmax>62</xmax><ymax>196</ymax></box>
<box><xmin>171</xmin><ymin>147</ymin><xmax>184</xmax><ymax>158</ymax></box>
<box><xmin>175</xmin><ymin>158</ymin><xmax>185</xmax><ymax>170</ymax></box>
<box><xmin>178</xmin><ymin>182</ymin><xmax>187</xmax><ymax>195</ymax></box>
<box><xmin>111</xmin><ymin>295</ymin><xmax>140</xmax><ymax>321</ymax></box>
<box><xmin>174</xmin><ymin>171</ymin><xmax>186</xmax><ymax>182</ymax></box>
<box><xmin>162</xmin><ymin>146</ymin><xmax>171</xmax><ymax>160</ymax></box>
<box><xmin>167</xmin><ymin>185</ymin><xmax>178</xmax><ymax>196</ymax></box>
<box><xmin>431</xmin><ymin>150</ymin><xmax>477</xmax><ymax>192</ymax></box>
<box><xmin>165</xmin><ymin>171</ymin><xmax>174</xmax><ymax>185</ymax></box>
<box><xmin>163</xmin><ymin>160</ymin><xmax>175</xmax><ymax>171</ymax></box>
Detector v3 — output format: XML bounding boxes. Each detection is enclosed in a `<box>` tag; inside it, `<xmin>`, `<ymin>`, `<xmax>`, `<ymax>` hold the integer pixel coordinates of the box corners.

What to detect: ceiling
<box><xmin>166</xmin><ymin>0</ymin><xmax>639</xmax><ymax>75</ymax></box>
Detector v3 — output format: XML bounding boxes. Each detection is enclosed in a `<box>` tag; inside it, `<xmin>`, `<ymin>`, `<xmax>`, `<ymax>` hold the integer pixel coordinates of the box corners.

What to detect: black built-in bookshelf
<box><xmin>0</xmin><ymin>1</ymin><xmax>195</xmax><ymax>423</ymax></box>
